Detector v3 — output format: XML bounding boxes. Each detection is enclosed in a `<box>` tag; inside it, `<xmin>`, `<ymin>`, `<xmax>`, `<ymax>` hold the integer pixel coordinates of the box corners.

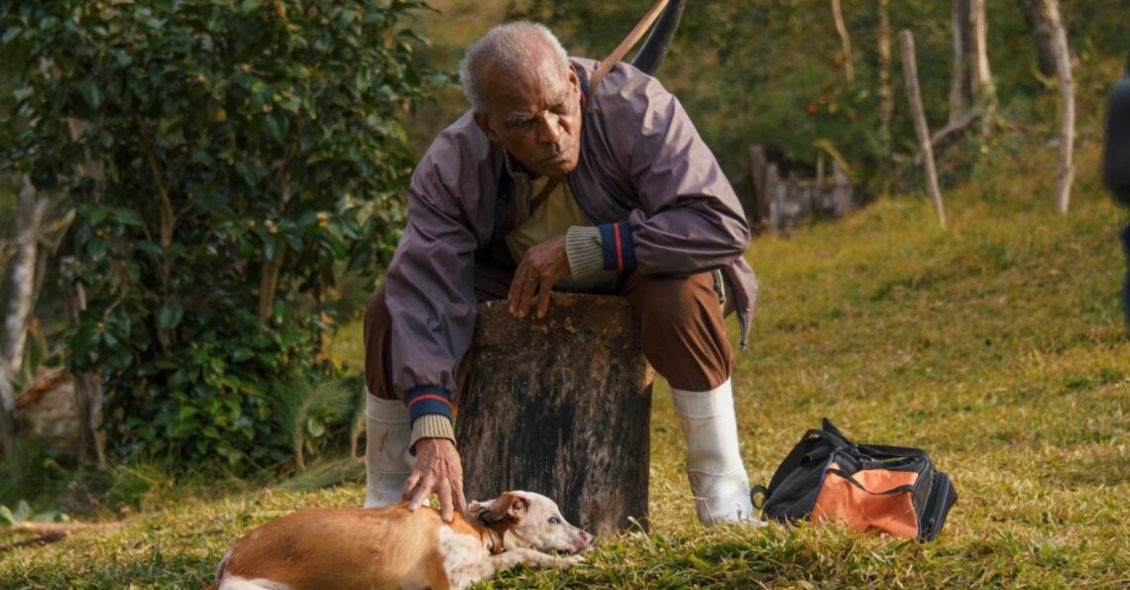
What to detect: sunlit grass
<box><xmin>2</xmin><ymin>143</ymin><xmax>1127</xmax><ymax>588</ymax></box>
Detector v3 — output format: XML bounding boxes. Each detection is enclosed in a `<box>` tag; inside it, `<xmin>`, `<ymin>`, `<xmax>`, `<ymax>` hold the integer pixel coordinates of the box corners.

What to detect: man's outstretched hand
<box><xmin>404</xmin><ymin>438</ymin><xmax>467</xmax><ymax>523</ymax></box>
<box><xmin>509</xmin><ymin>233</ymin><xmax>570</xmax><ymax>319</ymax></box>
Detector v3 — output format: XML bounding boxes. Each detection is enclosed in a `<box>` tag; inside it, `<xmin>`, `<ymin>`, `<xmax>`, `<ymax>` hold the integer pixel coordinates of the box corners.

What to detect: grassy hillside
<box><xmin>4</xmin><ymin>1</ymin><xmax>1129</xmax><ymax>587</ymax></box>
<box><xmin>2</xmin><ymin>137</ymin><xmax>1126</xmax><ymax>587</ymax></box>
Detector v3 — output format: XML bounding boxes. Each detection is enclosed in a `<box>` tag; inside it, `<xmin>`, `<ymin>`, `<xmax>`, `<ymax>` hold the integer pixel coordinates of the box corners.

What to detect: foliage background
<box><xmin>409</xmin><ymin>0</ymin><xmax>1130</xmax><ymax>194</ymax></box>
<box><xmin>0</xmin><ymin>0</ymin><xmax>433</xmax><ymax>470</ymax></box>
<box><xmin>0</xmin><ymin>0</ymin><xmax>1128</xmax><ymax>588</ymax></box>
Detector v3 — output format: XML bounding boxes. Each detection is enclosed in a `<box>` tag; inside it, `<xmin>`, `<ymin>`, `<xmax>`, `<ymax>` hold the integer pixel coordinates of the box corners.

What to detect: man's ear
<box><xmin>474</xmin><ymin>113</ymin><xmax>500</xmax><ymax>144</ymax></box>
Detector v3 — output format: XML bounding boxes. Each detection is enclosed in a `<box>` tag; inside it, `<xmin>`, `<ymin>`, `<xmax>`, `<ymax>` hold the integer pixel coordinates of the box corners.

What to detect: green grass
<box><xmin>3</xmin><ymin>143</ymin><xmax>1128</xmax><ymax>588</ymax></box>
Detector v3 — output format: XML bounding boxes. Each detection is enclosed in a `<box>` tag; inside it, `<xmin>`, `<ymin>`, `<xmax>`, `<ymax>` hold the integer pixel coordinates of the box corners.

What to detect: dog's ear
<box><xmin>504</xmin><ymin>493</ymin><xmax>529</xmax><ymax>519</ymax></box>
<box><xmin>473</xmin><ymin>492</ymin><xmax>528</xmax><ymax>527</ymax></box>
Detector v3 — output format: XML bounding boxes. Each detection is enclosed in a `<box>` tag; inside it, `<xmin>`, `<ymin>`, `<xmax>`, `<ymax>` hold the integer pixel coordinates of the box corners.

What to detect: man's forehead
<box><xmin>486</xmin><ymin>68</ymin><xmax>570</xmax><ymax>113</ymax></box>
<box><xmin>481</xmin><ymin>47</ymin><xmax>570</xmax><ymax>109</ymax></box>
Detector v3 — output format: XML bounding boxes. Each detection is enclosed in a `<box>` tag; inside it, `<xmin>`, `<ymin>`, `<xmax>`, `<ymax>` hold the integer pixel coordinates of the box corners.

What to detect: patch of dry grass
<box><xmin>3</xmin><ymin>143</ymin><xmax>1128</xmax><ymax>589</ymax></box>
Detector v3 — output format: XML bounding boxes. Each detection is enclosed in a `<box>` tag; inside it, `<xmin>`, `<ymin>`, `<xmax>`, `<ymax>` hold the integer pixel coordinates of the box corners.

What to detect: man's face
<box><xmin>474</xmin><ymin>45</ymin><xmax>582</xmax><ymax>178</ymax></box>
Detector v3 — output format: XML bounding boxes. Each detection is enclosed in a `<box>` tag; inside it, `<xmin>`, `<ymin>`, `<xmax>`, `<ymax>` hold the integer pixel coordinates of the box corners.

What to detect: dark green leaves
<box><xmin>2</xmin><ymin>0</ymin><xmax>431</xmax><ymax>471</ymax></box>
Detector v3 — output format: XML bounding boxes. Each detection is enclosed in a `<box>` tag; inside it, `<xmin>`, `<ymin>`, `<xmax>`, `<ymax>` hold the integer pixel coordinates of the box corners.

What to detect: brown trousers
<box><xmin>364</xmin><ymin>261</ymin><xmax>734</xmax><ymax>401</ymax></box>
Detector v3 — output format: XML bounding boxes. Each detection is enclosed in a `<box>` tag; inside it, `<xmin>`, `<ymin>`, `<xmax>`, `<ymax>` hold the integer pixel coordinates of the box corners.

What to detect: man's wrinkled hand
<box><xmin>403</xmin><ymin>438</ymin><xmax>467</xmax><ymax>523</ymax></box>
<box><xmin>509</xmin><ymin>233</ymin><xmax>570</xmax><ymax>319</ymax></box>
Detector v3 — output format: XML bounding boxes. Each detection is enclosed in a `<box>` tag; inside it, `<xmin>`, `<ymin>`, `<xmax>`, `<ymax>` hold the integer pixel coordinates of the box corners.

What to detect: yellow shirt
<box><xmin>505</xmin><ymin>176</ymin><xmax>590</xmax><ymax>264</ymax></box>
<box><xmin>502</xmin><ymin>169</ymin><xmax>619</xmax><ymax>292</ymax></box>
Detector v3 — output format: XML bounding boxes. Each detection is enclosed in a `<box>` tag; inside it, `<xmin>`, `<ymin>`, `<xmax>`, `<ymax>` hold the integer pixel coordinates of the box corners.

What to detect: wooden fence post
<box><xmin>748</xmin><ymin>145</ymin><xmax>769</xmax><ymax>229</ymax></box>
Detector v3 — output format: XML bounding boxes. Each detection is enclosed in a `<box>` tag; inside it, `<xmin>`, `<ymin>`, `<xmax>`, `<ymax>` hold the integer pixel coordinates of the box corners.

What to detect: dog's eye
<box><xmin>548</xmin><ymin>516</ymin><xmax>561</xmax><ymax>525</ymax></box>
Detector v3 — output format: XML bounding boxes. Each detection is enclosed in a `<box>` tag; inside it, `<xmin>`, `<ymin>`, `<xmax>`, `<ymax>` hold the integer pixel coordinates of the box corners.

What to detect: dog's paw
<box><xmin>556</xmin><ymin>554</ymin><xmax>586</xmax><ymax>568</ymax></box>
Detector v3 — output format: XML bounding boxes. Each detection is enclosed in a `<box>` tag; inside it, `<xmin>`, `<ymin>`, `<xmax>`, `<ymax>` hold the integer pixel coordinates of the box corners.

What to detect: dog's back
<box><xmin>212</xmin><ymin>503</ymin><xmax>475</xmax><ymax>590</ymax></box>
<box><xmin>210</xmin><ymin>492</ymin><xmax>592</xmax><ymax>590</ymax></box>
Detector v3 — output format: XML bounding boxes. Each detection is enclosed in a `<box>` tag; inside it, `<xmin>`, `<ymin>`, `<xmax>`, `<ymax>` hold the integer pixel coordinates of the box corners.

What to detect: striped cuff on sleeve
<box><xmin>405</xmin><ymin>385</ymin><xmax>453</xmax><ymax>424</ymax></box>
<box><xmin>409</xmin><ymin>414</ymin><xmax>457</xmax><ymax>451</ymax></box>
<box><xmin>565</xmin><ymin>226</ymin><xmax>606</xmax><ymax>280</ymax></box>
<box><xmin>598</xmin><ymin>221</ymin><xmax>637</xmax><ymax>271</ymax></box>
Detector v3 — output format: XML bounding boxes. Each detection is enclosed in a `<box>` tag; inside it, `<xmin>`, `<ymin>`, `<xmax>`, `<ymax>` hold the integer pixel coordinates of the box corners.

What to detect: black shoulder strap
<box><xmin>854</xmin><ymin>443</ymin><xmax>929</xmax><ymax>460</ymax></box>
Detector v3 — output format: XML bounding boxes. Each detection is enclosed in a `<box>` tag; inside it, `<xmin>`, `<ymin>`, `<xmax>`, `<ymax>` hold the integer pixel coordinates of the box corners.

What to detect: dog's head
<box><xmin>469</xmin><ymin>490</ymin><xmax>595</xmax><ymax>554</ymax></box>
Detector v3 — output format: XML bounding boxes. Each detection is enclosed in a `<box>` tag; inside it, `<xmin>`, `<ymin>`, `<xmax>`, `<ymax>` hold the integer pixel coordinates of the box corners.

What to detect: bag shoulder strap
<box><xmin>853</xmin><ymin>442</ymin><xmax>930</xmax><ymax>460</ymax></box>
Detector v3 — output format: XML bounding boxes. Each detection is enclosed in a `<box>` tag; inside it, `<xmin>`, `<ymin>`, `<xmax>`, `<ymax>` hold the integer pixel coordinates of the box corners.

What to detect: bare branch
<box><xmin>831</xmin><ymin>0</ymin><xmax>854</xmax><ymax>85</ymax></box>
<box><xmin>1040</xmin><ymin>0</ymin><xmax>1075</xmax><ymax>215</ymax></box>
<box><xmin>900</xmin><ymin>30</ymin><xmax>948</xmax><ymax>229</ymax></box>
<box><xmin>877</xmin><ymin>0</ymin><xmax>893</xmax><ymax>155</ymax></box>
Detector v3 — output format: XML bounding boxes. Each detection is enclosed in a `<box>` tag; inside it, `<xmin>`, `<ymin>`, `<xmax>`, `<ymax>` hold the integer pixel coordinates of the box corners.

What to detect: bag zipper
<box><xmin>918</xmin><ymin>472</ymin><xmax>955</xmax><ymax>542</ymax></box>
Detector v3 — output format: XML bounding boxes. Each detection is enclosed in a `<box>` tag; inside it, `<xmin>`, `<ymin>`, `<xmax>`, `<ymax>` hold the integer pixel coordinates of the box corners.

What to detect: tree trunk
<box><xmin>900</xmin><ymin>30</ymin><xmax>947</xmax><ymax>229</ymax></box>
<box><xmin>3</xmin><ymin>177</ymin><xmax>42</xmax><ymax>378</ymax></box>
<box><xmin>455</xmin><ymin>294</ymin><xmax>655</xmax><ymax>536</ymax></box>
<box><xmin>1016</xmin><ymin>0</ymin><xmax>1059</xmax><ymax>77</ymax></box>
<box><xmin>877</xmin><ymin>0</ymin><xmax>894</xmax><ymax>156</ymax></box>
<box><xmin>258</xmin><ymin>184</ymin><xmax>294</xmax><ymax>325</ymax></box>
<box><xmin>1039</xmin><ymin>0</ymin><xmax>1074</xmax><ymax>215</ymax></box>
<box><xmin>831</xmin><ymin>0</ymin><xmax>854</xmax><ymax>85</ymax></box>
<box><xmin>65</xmin><ymin>119</ymin><xmax>107</xmax><ymax>465</ymax></box>
<box><xmin>62</xmin><ymin>271</ymin><xmax>105</xmax><ymax>465</ymax></box>
<box><xmin>970</xmin><ymin>0</ymin><xmax>996</xmax><ymax>134</ymax></box>
<box><xmin>948</xmin><ymin>0</ymin><xmax>973</xmax><ymax>125</ymax></box>
<box><xmin>0</xmin><ymin>366</ymin><xmax>16</xmax><ymax>462</ymax></box>
<box><xmin>1</xmin><ymin>176</ymin><xmax>44</xmax><ymax>461</ymax></box>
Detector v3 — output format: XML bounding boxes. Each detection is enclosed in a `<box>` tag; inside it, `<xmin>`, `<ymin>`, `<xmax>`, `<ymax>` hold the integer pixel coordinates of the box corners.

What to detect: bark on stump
<box><xmin>455</xmin><ymin>293</ymin><xmax>654</xmax><ymax>536</ymax></box>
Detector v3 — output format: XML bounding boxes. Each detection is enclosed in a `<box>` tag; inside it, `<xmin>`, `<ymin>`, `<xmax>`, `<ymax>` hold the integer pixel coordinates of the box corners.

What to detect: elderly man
<box><xmin>363</xmin><ymin>21</ymin><xmax>759</xmax><ymax>526</ymax></box>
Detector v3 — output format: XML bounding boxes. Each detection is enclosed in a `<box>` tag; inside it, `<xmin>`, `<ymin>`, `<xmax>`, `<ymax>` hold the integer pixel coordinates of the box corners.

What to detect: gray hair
<box><xmin>459</xmin><ymin>21</ymin><xmax>570</xmax><ymax>115</ymax></box>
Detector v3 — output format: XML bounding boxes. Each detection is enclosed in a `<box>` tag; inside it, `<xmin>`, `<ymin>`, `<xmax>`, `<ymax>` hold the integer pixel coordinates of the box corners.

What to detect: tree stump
<box><xmin>455</xmin><ymin>293</ymin><xmax>654</xmax><ymax>536</ymax></box>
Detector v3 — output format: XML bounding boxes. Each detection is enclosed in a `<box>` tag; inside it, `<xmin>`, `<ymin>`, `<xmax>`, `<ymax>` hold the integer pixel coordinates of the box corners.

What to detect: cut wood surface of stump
<box><xmin>456</xmin><ymin>293</ymin><xmax>655</xmax><ymax>536</ymax></box>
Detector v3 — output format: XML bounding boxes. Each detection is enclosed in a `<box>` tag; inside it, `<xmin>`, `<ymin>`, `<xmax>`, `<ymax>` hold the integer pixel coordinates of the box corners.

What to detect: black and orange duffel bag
<box><xmin>751</xmin><ymin>419</ymin><xmax>957</xmax><ymax>541</ymax></box>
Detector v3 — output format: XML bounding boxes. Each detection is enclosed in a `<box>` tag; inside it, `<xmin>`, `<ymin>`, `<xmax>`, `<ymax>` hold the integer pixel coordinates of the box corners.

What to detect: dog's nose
<box><xmin>580</xmin><ymin>530</ymin><xmax>595</xmax><ymax>547</ymax></box>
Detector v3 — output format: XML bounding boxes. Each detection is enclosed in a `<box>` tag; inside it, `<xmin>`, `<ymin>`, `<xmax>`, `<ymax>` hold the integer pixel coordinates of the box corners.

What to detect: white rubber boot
<box><xmin>671</xmin><ymin>378</ymin><xmax>759</xmax><ymax>525</ymax></box>
<box><xmin>364</xmin><ymin>394</ymin><xmax>415</xmax><ymax>508</ymax></box>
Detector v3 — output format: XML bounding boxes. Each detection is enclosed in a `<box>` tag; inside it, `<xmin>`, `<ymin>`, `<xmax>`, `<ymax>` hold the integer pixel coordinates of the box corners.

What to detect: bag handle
<box><xmin>761</xmin><ymin>420</ymin><xmax>930</xmax><ymax>496</ymax></box>
<box><xmin>853</xmin><ymin>443</ymin><xmax>929</xmax><ymax>460</ymax></box>
<box><xmin>750</xmin><ymin>484</ymin><xmax>769</xmax><ymax>510</ymax></box>
<box><xmin>822</xmin><ymin>418</ymin><xmax>929</xmax><ymax>460</ymax></box>
<box><xmin>825</xmin><ymin>468</ymin><xmax>917</xmax><ymax>496</ymax></box>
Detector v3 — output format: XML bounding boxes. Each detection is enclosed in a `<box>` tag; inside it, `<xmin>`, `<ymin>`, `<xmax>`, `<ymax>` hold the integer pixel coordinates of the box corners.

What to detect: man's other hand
<box><xmin>404</xmin><ymin>438</ymin><xmax>467</xmax><ymax>523</ymax></box>
<box><xmin>509</xmin><ymin>233</ymin><xmax>570</xmax><ymax>319</ymax></box>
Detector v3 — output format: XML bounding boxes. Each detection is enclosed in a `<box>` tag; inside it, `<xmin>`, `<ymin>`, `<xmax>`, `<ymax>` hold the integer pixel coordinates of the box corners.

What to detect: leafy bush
<box><xmin>0</xmin><ymin>0</ymin><xmax>433</xmax><ymax>470</ymax></box>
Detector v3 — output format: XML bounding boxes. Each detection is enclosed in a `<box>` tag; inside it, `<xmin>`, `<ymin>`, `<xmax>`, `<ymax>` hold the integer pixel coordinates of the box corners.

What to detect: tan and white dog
<box><xmin>207</xmin><ymin>490</ymin><xmax>594</xmax><ymax>590</ymax></box>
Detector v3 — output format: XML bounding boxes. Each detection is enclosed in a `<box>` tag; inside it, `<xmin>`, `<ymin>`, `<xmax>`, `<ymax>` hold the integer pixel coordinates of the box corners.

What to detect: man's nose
<box><xmin>535</xmin><ymin>112</ymin><xmax>562</xmax><ymax>144</ymax></box>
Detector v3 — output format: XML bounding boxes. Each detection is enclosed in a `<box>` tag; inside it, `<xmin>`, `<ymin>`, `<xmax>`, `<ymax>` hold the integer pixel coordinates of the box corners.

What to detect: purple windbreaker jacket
<box><xmin>383</xmin><ymin>58</ymin><xmax>758</xmax><ymax>421</ymax></box>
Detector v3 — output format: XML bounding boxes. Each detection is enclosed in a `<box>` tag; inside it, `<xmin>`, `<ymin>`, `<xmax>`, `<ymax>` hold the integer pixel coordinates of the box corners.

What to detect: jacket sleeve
<box><xmin>593</xmin><ymin>66</ymin><xmax>751</xmax><ymax>275</ymax></box>
<box><xmin>383</xmin><ymin>146</ymin><xmax>480</xmax><ymax>429</ymax></box>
